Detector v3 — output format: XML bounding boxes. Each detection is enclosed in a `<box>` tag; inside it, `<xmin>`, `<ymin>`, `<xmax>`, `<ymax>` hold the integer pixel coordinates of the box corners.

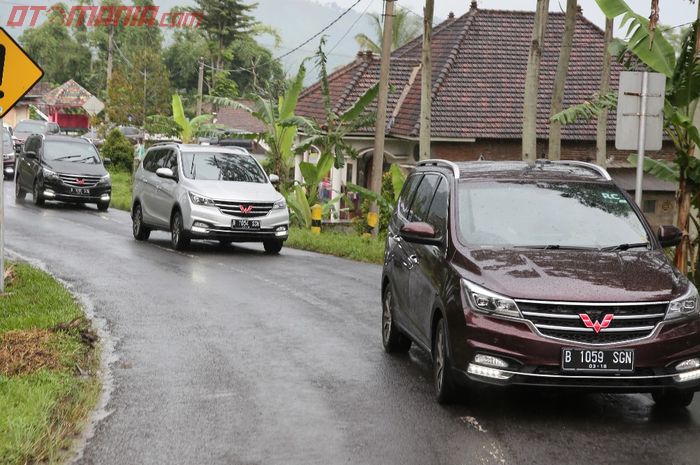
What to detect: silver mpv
<box><xmin>132</xmin><ymin>144</ymin><xmax>289</xmax><ymax>253</ymax></box>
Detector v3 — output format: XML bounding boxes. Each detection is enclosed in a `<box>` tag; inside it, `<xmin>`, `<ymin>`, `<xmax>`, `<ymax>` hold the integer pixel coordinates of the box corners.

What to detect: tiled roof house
<box><xmin>296</xmin><ymin>2</ymin><xmax>668</xmax><ymax>164</ymax></box>
<box><xmin>296</xmin><ymin>2</ymin><xmax>676</xmax><ymax>226</ymax></box>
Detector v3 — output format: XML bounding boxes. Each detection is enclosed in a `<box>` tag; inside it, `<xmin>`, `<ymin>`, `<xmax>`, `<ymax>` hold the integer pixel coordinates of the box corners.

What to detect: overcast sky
<box><xmin>317</xmin><ymin>0</ymin><xmax>696</xmax><ymax>35</ymax></box>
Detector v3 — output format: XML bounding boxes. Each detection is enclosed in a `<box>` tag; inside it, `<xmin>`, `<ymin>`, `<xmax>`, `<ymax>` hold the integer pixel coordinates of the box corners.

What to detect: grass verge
<box><xmin>0</xmin><ymin>263</ymin><xmax>100</xmax><ymax>465</ymax></box>
<box><xmin>108</xmin><ymin>168</ymin><xmax>132</xmax><ymax>212</ymax></box>
<box><xmin>286</xmin><ymin>227</ymin><xmax>385</xmax><ymax>264</ymax></box>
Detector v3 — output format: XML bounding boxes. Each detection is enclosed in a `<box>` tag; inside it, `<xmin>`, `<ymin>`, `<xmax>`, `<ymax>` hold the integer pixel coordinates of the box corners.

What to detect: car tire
<box><xmin>433</xmin><ymin>318</ymin><xmax>459</xmax><ymax>404</ymax></box>
<box><xmin>15</xmin><ymin>177</ymin><xmax>25</xmax><ymax>200</ymax></box>
<box><xmin>170</xmin><ymin>210</ymin><xmax>190</xmax><ymax>250</ymax></box>
<box><xmin>263</xmin><ymin>239</ymin><xmax>283</xmax><ymax>254</ymax></box>
<box><xmin>381</xmin><ymin>286</ymin><xmax>412</xmax><ymax>353</ymax></box>
<box><xmin>652</xmin><ymin>389</ymin><xmax>694</xmax><ymax>408</ymax></box>
<box><xmin>97</xmin><ymin>200</ymin><xmax>109</xmax><ymax>212</ymax></box>
<box><xmin>132</xmin><ymin>204</ymin><xmax>151</xmax><ymax>241</ymax></box>
<box><xmin>33</xmin><ymin>181</ymin><xmax>44</xmax><ymax>206</ymax></box>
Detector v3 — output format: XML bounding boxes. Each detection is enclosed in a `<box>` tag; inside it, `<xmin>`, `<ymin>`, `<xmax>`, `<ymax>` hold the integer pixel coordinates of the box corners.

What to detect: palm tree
<box><xmin>355</xmin><ymin>7</ymin><xmax>421</xmax><ymax>53</ymax></box>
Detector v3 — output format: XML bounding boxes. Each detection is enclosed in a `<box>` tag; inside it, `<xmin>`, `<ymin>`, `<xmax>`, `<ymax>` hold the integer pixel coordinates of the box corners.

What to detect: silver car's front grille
<box><xmin>58</xmin><ymin>174</ymin><xmax>101</xmax><ymax>188</ymax></box>
<box><xmin>516</xmin><ymin>300</ymin><xmax>669</xmax><ymax>344</ymax></box>
<box><xmin>213</xmin><ymin>200</ymin><xmax>274</xmax><ymax>218</ymax></box>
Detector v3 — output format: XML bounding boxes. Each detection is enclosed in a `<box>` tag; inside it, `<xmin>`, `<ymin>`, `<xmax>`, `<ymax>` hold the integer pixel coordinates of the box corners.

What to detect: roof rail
<box><xmin>548</xmin><ymin>160</ymin><xmax>612</xmax><ymax>181</ymax></box>
<box><xmin>416</xmin><ymin>159</ymin><xmax>460</xmax><ymax>178</ymax></box>
<box><xmin>149</xmin><ymin>141</ymin><xmax>178</xmax><ymax>147</ymax></box>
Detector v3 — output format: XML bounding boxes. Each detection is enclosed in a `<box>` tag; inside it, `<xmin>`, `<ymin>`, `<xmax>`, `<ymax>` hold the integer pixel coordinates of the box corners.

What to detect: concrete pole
<box><xmin>369</xmin><ymin>0</ymin><xmax>395</xmax><ymax>236</ymax></box>
<box><xmin>634</xmin><ymin>71</ymin><xmax>649</xmax><ymax>206</ymax></box>
<box><xmin>418</xmin><ymin>0</ymin><xmax>434</xmax><ymax>161</ymax></box>
<box><xmin>196</xmin><ymin>57</ymin><xmax>205</xmax><ymax>117</ymax></box>
<box><xmin>595</xmin><ymin>17</ymin><xmax>613</xmax><ymax>168</ymax></box>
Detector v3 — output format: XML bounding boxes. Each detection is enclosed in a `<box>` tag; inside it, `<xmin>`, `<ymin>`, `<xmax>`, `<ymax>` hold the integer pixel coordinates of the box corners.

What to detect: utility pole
<box><xmin>370</xmin><ymin>0</ymin><xmax>395</xmax><ymax>236</ymax></box>
<box><xmin>1</xmin><ymin>111</ymin><xmax>4</xmax><ymax>293</ymax></box>
<box><xmin>418</xmin><ymin>0</ymin><xmax>434</xmax><ymax>161</ymax></box>
<box><xmin>196</xmin><ymin>57</ymin><xmax>204</xmax><ymax>116</ymax></box>
<box><xmin>106</xmin><ymin>26</ymin><xmax>114</xmax><ymax>123</ymax></box>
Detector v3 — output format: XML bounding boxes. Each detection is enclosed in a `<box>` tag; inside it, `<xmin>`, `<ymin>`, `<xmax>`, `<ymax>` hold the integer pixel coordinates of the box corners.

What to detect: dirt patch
<box><xmin>0</xmin><ymin>329</ymin><xmax>62</xmax><ymax>376</ymax></box>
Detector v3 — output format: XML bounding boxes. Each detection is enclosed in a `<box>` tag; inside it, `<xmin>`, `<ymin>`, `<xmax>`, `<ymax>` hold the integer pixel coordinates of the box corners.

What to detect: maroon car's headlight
<box><xmin>461</xmin><ymin>279</ymin><xmax>522</xmax><ymax>319</ymax></box>
<box><xmin>666</xmin><ymin>283</ymin><xmax>699</xmax><ymax>320</ymax></box>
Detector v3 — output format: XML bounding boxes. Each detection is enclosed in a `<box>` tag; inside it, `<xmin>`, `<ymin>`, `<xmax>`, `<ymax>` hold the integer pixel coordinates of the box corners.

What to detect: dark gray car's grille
<box><xmin>213</xmin><ymin>200</ymin><xmax>273</xmax><ymax>218</ymax></box>
<box><xmin>516</xmin><ymin>300</ymin><xmax>668</xmax><ymax>345</ymax></box>
<box><xmin>58</xmin><ymin>174</ymin><xmax>101</xmax><ymax>188</ymax></box>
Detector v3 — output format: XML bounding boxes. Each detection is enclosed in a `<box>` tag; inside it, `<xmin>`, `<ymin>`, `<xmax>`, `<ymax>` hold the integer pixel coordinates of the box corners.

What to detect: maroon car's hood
<box><xmin>455</xmin><ymin>248</ymin><xmax>685</xmax><ymax>302</ymax></box>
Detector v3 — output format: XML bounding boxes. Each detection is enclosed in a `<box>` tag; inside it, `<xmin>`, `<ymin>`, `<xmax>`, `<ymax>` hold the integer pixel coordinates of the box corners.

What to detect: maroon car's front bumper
<box><xmin>449</xmin><ymin>310</ymin><xmax>700</xmax><ymax>391</ymax></box>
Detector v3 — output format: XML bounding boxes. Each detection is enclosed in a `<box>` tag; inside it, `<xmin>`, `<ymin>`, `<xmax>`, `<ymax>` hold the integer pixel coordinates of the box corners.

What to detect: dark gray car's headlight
<box><xmin>461</xmin><ymin>279</ymin><xmax>521</xmax><ymax>318</ymax></box>
<box><xmin>666</xmin><ymin>284</ymin><xmax>699</xmax><ymax>320</ymax></box>
<box><xmin>99</xmin><ymin>173</ymin><xmax>111</xmax><ymax>184</ymax></box>
<box><xmin>188</xmin><ymin>191</ymin><xmax>215</xmax><ymax>206</ymax></box>
<box><xmin>43</xmin><ymin>168</ymin><xmax>60</xmax><ymax>181</ymax></box>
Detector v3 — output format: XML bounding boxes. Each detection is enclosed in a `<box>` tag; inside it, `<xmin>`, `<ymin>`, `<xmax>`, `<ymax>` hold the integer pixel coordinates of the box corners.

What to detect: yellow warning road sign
<box><xmin>0</xmin><ymin>27</ymin><xmax>44</xmax><ymax>118</ymax></box>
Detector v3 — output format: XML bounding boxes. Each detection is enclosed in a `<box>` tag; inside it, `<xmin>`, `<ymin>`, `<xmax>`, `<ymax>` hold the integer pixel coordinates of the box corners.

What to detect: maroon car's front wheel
<box><xmin>652</xmin><ymin>389</ymin><xmax>694</xmax><ymax>408</ymax></box>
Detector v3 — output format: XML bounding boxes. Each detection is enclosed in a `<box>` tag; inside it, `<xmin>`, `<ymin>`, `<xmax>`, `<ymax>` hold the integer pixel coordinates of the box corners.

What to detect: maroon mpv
<box><xmin>382</xmin><ymin>160</ymin><xmax>700</xmax><ymax>407</ymax></box>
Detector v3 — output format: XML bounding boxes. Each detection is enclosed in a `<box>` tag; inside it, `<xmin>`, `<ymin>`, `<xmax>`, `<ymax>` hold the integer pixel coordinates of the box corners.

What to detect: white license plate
<box><xmin>232</xmin><ymin>219</ymin><xmax>260</xmax><ymax>230</ymax></box>
<box><xmin>562</xmin><ymin>348</ymin><xmax>634</xmax><ymax>372</ymax></box>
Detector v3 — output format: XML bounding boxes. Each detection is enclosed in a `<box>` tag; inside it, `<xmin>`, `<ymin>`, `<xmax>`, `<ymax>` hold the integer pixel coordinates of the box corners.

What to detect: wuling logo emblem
<box><xmin>579</xmin><ymin>314</ymin><xmax>614</xmax><ymax>333</ymax></box>
<box><xmin>239</xmin><ymin>205</ymin><xmax>253</xmax><ymax>214</ymax></box>
<box><xmin>76</xmin><ymin>178</ymin><xmax>85</xmax><ymax>186</ymax></box>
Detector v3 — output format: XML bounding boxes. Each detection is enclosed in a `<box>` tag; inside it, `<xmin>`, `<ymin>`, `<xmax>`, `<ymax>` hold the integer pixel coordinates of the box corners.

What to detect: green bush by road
<box><xmin>0</xmin><ymin>263</ymin><xmax>100</xmax><ymax>465</ymax></box>
<box><xmin>286</xmin><ymin>227</ymin><xmax>385</xmax><ymax>264</ymax></box>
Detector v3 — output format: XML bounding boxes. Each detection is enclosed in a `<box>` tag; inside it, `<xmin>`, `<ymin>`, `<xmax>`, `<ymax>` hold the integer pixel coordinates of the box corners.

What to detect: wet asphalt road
<box><xmin>4</xmin><ymin>180</ymin><xmax>700</xmax><ymax>465</ymax></box>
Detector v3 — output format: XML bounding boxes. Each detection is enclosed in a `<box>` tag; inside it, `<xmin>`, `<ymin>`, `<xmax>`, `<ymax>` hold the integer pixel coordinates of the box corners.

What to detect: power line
<box><xmin>329</xmin><ymin>0</ymin><xmax>377</xmax><ymax>54</ymax></box>
<box><xmin>275</xmin><ymin>0</ymin><xmax>362</xmax><ymax>60</ymax></box>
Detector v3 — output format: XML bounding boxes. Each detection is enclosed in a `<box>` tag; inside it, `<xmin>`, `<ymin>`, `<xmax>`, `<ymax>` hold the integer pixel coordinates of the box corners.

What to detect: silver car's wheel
<box><xmin>170</xmin><ymin>211</ymin><xmax>190</xmax><ymax>250</ymax></box>
<box><xmin>132</xmin><ymin>204</ymin><xmax>150</xmax><ymax>241</ymax></box>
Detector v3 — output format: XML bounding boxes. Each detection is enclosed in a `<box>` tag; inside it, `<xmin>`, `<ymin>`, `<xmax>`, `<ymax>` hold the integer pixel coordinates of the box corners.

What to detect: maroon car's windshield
<box><xmin>457</xmin><ymin>181</ymin><xmax>649</xmax><ymax>249</ymax></box>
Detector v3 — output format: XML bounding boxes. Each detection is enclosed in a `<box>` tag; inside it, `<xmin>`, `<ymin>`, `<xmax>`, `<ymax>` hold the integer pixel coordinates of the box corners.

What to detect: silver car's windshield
<box><xmin>181</xmin><ymin>152</ymin><xmax>266</xmax><ymax>183</ymax></box>
<box><xmin>457</xmin><ymin>181</ymin><xmax>649</xmax><ymax>249</ymax></box>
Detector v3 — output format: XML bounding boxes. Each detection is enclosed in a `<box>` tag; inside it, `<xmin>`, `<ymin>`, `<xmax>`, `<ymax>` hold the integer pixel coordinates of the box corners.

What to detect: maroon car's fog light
<box><xmin>674</xmin><ymin>369</ymin><xmax>700</xmax><ymax>383</ymax></box>
<box><xmin>676</xmin><ymin>358</ymin><xmax>700</xmax><ymax>372</ymax></box>
<box><xmin>474</xmin><ymin>354</ymin><xmax>509</xmax><ymax>369</ymax></box>
<box><xmin>467</xmin><ymin>363</ymin><xmax>513</xmax><ymax>380</ymax></box>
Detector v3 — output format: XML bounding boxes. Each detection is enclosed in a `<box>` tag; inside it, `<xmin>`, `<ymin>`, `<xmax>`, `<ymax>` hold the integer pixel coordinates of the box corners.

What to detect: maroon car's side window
<box><xmin>397</xmin><ymin>174</ymin><xmax>423</xmax><ymax>220</ymax></box>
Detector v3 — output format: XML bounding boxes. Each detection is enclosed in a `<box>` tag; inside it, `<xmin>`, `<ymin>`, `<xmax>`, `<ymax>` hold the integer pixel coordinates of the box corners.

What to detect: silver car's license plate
<box><xmin>561</xmin><ymin>348</ymin><xmax>634</xmax><ymax>372</ymax></box>
<box><xmin>232</xmin><ymin>219</ymin><xmax>260</xmax><ymax>230</ymax></box>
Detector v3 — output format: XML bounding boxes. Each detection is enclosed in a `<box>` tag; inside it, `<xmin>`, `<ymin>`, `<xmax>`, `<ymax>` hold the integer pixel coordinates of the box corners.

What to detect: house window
<box><xmin>643</xmin><ymin>199</ymin><xmax>656</xmax><ymax>214</ymax></box>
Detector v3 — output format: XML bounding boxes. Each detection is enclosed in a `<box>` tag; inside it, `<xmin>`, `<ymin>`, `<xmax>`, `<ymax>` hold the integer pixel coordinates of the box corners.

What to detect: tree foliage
<box><xmin>101</xmin><ymin>128</ymin><xmax>134</xmax><ymax>171</ymax></box>
<box><xmin>355</xmin><ymin>7</ymin><xmax>421</xmax><ymax>53</ymax></box>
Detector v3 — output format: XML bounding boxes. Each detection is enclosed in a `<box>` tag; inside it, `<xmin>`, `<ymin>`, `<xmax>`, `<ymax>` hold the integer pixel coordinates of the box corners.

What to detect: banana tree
<box><xmin>146</xmin><ymin>94</ymin><xmax>221</xmax><ymax>143</ymax></box>
<box><xmin>206</xmin><ymin>63</ymin><xmax>307</xmax><ymax>185</ymax></box>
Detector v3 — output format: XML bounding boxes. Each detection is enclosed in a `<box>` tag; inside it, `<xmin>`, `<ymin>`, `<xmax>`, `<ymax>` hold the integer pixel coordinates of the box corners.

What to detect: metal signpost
<box><xmin>615</xmin><ymin>71</ymin><xmax>666</xmax><ymax>206</ymax></box>
<box><xmin>0</xmin><ymin>28</ymin><xmax>45</xmax><ymax>293</ymax></box>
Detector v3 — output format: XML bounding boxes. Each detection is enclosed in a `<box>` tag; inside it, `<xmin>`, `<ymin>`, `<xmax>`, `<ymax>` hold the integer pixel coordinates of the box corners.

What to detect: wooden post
<box><xmin>547</xmin><ymin>0</ymin><xmax>577</xmax><ymax>161</ymax></box>
<box><xmin>196</xmin><ymin>57</ymin><xmax>204</xmax><ymax>116</ymax></box>
<box><xmin>418</xmin><ymin>0</ymin><xmax>434</xmax><ymax>161</ymax></box>
<box><xmin>522</xmin><ymin>0</ymin><xmax>550</xmax><ymax>163</ymax></box>
<box><xmin>596</xmin><ymin>17</ymin><xmax>613</xmax><ymax>167</ymax></box>
<box><xmin>369</xmin><ymin>0</ymin><xmax>395</xmax><ymax>237</ymax></box>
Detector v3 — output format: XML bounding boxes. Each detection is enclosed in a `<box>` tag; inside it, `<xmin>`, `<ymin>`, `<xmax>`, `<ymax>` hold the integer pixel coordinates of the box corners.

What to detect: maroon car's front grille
<box><xmin>516</xmin><ymin>301</ymin><xmax>668</xmax><ymax>345</ymax></box>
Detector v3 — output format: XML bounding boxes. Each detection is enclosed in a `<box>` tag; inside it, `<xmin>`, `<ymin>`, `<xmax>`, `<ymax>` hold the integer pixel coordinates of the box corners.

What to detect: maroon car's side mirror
<box><xmin>400</xmin><ymin>222</ymin><xmax>442</xmax><ymax>246</ymax></box>
<box><xmin>658</xmin><ymin>225</ymin><xmax>683</xmax><ymax>248</ymax></box>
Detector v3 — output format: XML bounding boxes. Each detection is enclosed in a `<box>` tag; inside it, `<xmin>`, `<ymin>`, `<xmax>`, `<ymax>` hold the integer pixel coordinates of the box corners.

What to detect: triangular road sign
<box><xmin>0</xmin><ymin>27</ymin><xmax>44</xmax><ymax>119</ymax></box>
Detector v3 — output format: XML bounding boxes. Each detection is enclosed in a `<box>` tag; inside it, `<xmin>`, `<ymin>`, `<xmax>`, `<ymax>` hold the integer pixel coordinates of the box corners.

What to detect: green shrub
<box><xmin>101</xmin><ymin>128</ymin><xmax>134</xmax><ymax>171</ymax></box>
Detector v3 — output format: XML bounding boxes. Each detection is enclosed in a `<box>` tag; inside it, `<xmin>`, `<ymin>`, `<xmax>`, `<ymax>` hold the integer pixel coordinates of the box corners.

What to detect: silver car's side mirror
<box><xmin>156</xmin><ymin>167</ymin><xmax>175</xmax><ymax>180</ymax></box>
<box><xmin>269</xmin><ymin>174</ymin><xmax>280</xmax><ymax>185</ymax></box>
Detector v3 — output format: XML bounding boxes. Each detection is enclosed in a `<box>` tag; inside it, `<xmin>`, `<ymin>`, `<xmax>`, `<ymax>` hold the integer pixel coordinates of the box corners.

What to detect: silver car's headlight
<box><xmin>666</xmin><ymin>283</ymin><xmax>699</xmax><ymax>320</ymax></box>
<box><xmin>461</xmin><ymin>279</ymin><xmax>521</xmax><ymax>318</ymax></box>
<box><xmin>188</xmin><ymin>191</ymin><xmax>215</xmax><ymax>206</ymax></box>
<box><xmin>272</xmin><ymin>198</ymin><xmax>286</xmax><ymax>210</ymax></box>
<box><xmin>43</xmin><ymin>168</ymin><xmax>60</xmax><ymax>181</ymax></box>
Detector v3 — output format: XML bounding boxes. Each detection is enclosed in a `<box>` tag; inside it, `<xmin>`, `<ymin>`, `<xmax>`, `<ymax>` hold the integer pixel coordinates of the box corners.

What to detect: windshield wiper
<box><xmin>601</xmin><ymin>242</ymin><xmax>651</xmax><ymax>252</ymax></box>
<box><xmin>53</xmin><ymin>155</ymin><xmax>82</xmax><ymax>161</ymax></box>
<box><xmin>515</xmin><ymin>245</ymin><xmax>599</xmax><ymax>251</ymax></box>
